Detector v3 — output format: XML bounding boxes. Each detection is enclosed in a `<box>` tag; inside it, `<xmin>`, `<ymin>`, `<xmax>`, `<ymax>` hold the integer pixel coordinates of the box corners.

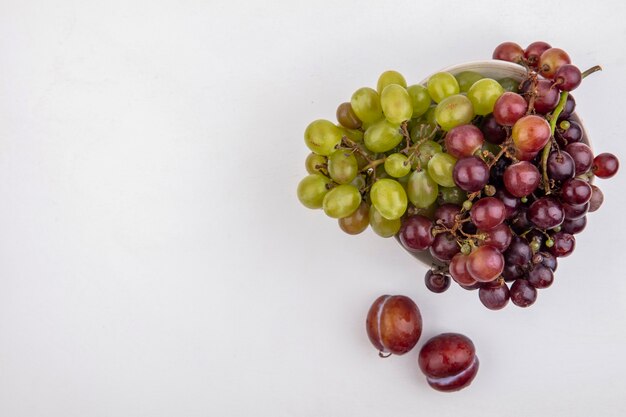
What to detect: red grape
<box><xmin>424</xmin><ymin>270</ymin><xmax>451</xmax><ymax>293</ymax></box>
<box><xmin>467</xmin><ymin>245</ymin><xmax>505</xmax><ymax>282</ymax></box>
<box><xmin>561</xmin><ymin>178</ymin><xmax>592</xmax><ymax>205</ymax></box>
<box><xmin>524</xmin><ymin>41</ymin><xmax>552</xmax><ymax>69</ymax></box>
<box><xmin>493</xmin><ymin>92</ymin><xmax>528</xmax><ymax>126</ymax></box>
<box><xmin>556</xmin><ymin>120</ymin><xmax>583</xmax><ymax>144</ymax></box>
<box><xmin>532</xmin><ymin>79</ymin><xmax>560</xmax><ymax>114</ymax></box>
<box><xmin>527</xmin><ymin>264</ymin><xmax>554</xmax><ymax>289</ymax></box>
<box><xmin>453</xmin><ymin>156</ymin><xmax>490</xmax><ymax>192</ymax></box>
<box><xmin>492</xmin><ymin>42</ymin><xmax>524</xmax><ymax>63</ymax></box>
<box><xmin>547</xmin><ymin>151</ymin><xmax>575</xmax><ymax>180</ymax></box>
<box><xmin>512</xmin><ymin>115</ymin><xmax>551</xmax><ymax>153</ymax></box>
<box><xmin>503</xmin><ymin>161</ymin><xmax>541</xmax><ymax>197</ymax></box>
<box><xmin>539</xmin><ymin>48</ymin><xmax>571</xmax><ymax>79</ymax></box>
<box><xmin>592</xmin><ymin>153</ymin><xmax>619</xmax><ymax>178</ymax></box>
<box><xmin>445</xmin><ymin>125</ymin><xmax>484</xmax><ymax>159</ymax></box>
<box><xmin>549</xmin><ymin>232</ymin><xmax>576</xmax><ymax>257</ymax></box>
<box><xmin>399</xmin><ymin>215</ymin><xmax>434</xmax><ymax>252</ymax></box>
<box><xmin>495</xmin><ymin>189</ymin><xmax>520</xmax><ymax>219</ymax></box>
<box><xmin>562</xmin><ymin>216</ymin><xmax>587</xmax><ymax>234</ymax></box>
<box><xmin>470</xmin><ymin>197</ymin><xmax>506</xmax><ymax>230</ymax></box>
<box><xmin>588</xmin><ymin>185</ymin><xmax>604</xmax><ymax>212</ymax></box>
<box><xmin>336</xmin><ymin>102</ymin><xmax>362</xmax><ymax>129</ymax></box>
<box><xmin>449</xmin><ymin>253</ymin><xmax>476</xmax><ymax>286</ymax></box>
<box><xmin>528</xmin><ymin>197</ymin><xmax>565</xmax><ymax>229</ymax></box>
<box><xmin>434</xmin><ymin>203</ymin><xmax>461</xmax><ymax>228</ymax></box>
<box><xmin>558</xmin><ymin>94</ymin><xmax>576</xmax><ymax>120</ymax></box>
<box><xmin>479</xmin><ymin>223</ymin><xmax>512</xmax><ymax>252</ymax></box>
<box><xmin>502</xmin><ymin>263</ymin><xmax>524</xmax><ymax>281</ymax></box>
<box><xmin>479</xmin><ymin>280</ymin><xmax>510</xmax><ymax>310</ymax></box>
<box><xmin>510</xmin><ymin>279</ymin><xmax>537</xmax><ymax>307</ymax></box>
<box><xmin>505</xmin><ymin>237</ymin><xmax>532</xmax><ymax>266</ymax></box>
<box><xmin>480</xmin><ymin>114</ymin><xmax>507</xmax><ymax>144</ymax></box>
<box><xmin>554</xmin><ymin>64</ymin><xmax>582</xmax><ymax>91</ymax></box>
<box><xmin>563</xmin><ymin>202</ymin><xmax>589</xmax><ymax>220</ymax></box>
<box><xmin>430</xmin><ymin>232</ymin><xmax>460</xmax><ymax>262</ymax></box>
<box><xmin>565</xmin><ymin>143</ymin><xmax>594</xmax><ymax>175</ymax></box>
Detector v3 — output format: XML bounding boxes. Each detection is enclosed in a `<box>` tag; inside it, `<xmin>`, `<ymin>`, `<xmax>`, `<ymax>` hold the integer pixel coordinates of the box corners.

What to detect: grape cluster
<box><xmin>297</xmin><ymin>41</ymin><xmax>619</xmax><ymax>311</ymax></box>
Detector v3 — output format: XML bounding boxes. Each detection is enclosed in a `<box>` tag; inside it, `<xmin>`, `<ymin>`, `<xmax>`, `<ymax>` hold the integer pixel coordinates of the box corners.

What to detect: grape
<box><xmin>297</xmin><ymin>174</ymin><xmax>331</xmax><ymax>209</ymax></box>
<box><xmin>528</xmin><ymin>197</ymin><xmax>565</xmax><ymax>229</ymax></box>
<box><xmin>453</xmin><ymin>156</ymin><xmax>490</xmax><ymax>192</ymax></box>
<box><xmin>444</xmin><ymin>125</ymin><xmax>484</xmax><ymax>158</ymax></box>
<box><xmin>495</xmin><ymin>189</ymin><xmax>520</xmax><ymax>219</ymax></box>
<box><xmin>338</xmin><ymin>202</ymin><xmax>369</xmax><ymax>235</ymax></box>
<box><xmin>510</xmin><ymin>207</ymin><xmax>532</xmax><ymax>234</ymax></box>
<box><xmin>561</xmin><ymin>178</ymin><xmax>592</xmax><ymax>205</ymax></box>
<box><xmin>592</xmin><ymin>153</ymin><xmax>619</xmax><ymax>178</ymax></box>
<box><xmin>498</xmin><ymin>77</ymin><xmax>519</xmax><ymax>93</ymax></box>
<box><xmin>304</xmin><ymin>119</ymin><xmax>343</xmax><ymax>156</ymax></box>
<box><xmin>425</xmin><ymin>271</ymin><xmax>451</xmax><ymax>293</ymax></box>
<box><xmin>547</xmin><ymin>151</ymin><xmax>575</xmax><ymax>180</ymax></box>
<box><xmin>377</xmin><ymin>70</ymin><xmax>407</xmax><ymax>94</ymax></box>
<box><xmin>556</xmin><ymin>120</ymin><xmax>582</xmax><ymax>144</ymax></box>
<box><xmin>328</xmin><ymin>149</ymin><xmax>358</xmax><ymax>184</ymax></box>
<box><xmin>449</xmin><ymin>253</ymin><xmax>476</xmax><ymax>286</ymax></box>
<box><xmin>399</xmin><ymin>215</ymin><xmax>434</xmax><ymax>251</ymax></box>
<box><xmin>527</xmin><ymin>264</ymin><xmax>554</xmax><ymax>289</ymax></box>
<box><xmin>563</xmin><ymin>202</ymin><xmax>589</xmax><ymax>220</ymax></box>
<box><xmin>370</xmin><ymin>179</ymin><xmax>407</xmax><ymax>220</ymax></box>
<box><xmin>564</xmin><ymin>143</ymin><xmax>594</xmax><ymax>175</ymax></box>
<box><xmin>479</xmin><ymin>281</ymin><xmax>510</xmax><ymax>310</ymax></box>
<box><xmin>505</xmin><ymin>237</ymin><xmax>532</xmax><ymax>266</ymax></box>
<box><xmin>467</xmin><ymin>246</ymin><xmax>505</xmax><ymax>282</ymax></box>
<box><xmin>537</xmin><ymin>252</ymin><xmax>558</xmax><ymax>271</ymax></box>
<box><xmin>455</xmin><ymin>71</ymin><xmax>483</xmax><ymax>93</ymax></box>
<box><xmin>503</xmin><ymin>161</ymin><xmax>541</xmax><ymax>197</ymax></box>
<box><xmin>510</xmin><ymin>279</ymin><xmax>537</xmax><ymax>307</ymax></box>
<box><xmin>430</xmin><ymin>232</ymin><xmax>460</xmax><ymax>262</ymax></box>
<box><xmin>554</xmin><ymin>64</ymin><xmax>582</xmax><ymax>91</ymax></box>
<box><xmin>407</xmin><ymin>170</ymin><xmax>439</xmax><ymax>208</ymax></box>
<box><xmin>338</xmin><ymin>126</ymin><xmax>364</xmax><ymax>143</ymax></box>
<box><xmin>493</xmin><ymin>92</ymin><xmax>527</xmax><ymax>126</ymax></box>
<box><xmin>381</xmin><ymin>84</ymin><xmax>413</xmax><ymax>124</ymax></box>
<box><xmin>407</xmin><ymin>85</ymin><xmax>432</xmax><ymax>118</ymax></box>
<box><xmin>369</xmin><ymin>205</ymin><xmax>401</xmax><ymax>237</ymax></box>
<box><xmin>415</xmin><ymin>140</ymin><xmax>442</xmax><ymax>168</ymax></box>
<box><xmin>428</xmin><ymin>152</ymin><xmax>457</xmax><ymax>187</ymax></box>
<box><xmin>336</xmin><ymin>102</ymin><xmax>362</xmax><ymax>129</ymax></box>
<box><xmin>588</xmin><ymin>185</ymin><xmax>604</xmax><ymax>212</ymax></box>
<box><xmin>467</xmin><ymin>79</ymin><xmax>504</xmax><ymax>116</ymax></box>
<box><xmin>364</xmin><ymin>119</ymin><xmax>403</xmax><ymax>153</ymax></box>
<box><xmin>492</xmin><ymin>41</ymin><xmax>524</xmax><ymax>63</ymax></box>
<box><xmin>470</xmin><ymin>197</ymin><xmax>506</xmax><ymax>230</ymax></box>
<box><xmin>524</xmin><ymin>41</ymin><xmax>552</xmax><ymax>69</ymax></box>
<box><xmin>410</xmin><ymin>123</ymin><xmax>438</xmax><ymax>150</ymax></box>
<box><xmin>549</xmin><ymin>232</ymin><xmax>576</xmax><ymax>257</ymax></box>
<box><xmin>480</xmin><ymin>114</ymin><xmax>507</xmax><ymax>145</ymax></box>
<box><xmin>558</xmin><ymin>94</ymin><xmax>576</xmax><ymax>120</ymax></box>
<box><xmin>435</xmin><ymin>94</ymin><xmax>474</xmax><ymax>131</ymax></box>
<box><xmin>435</xmin><ymin>203</ymin><xmax>461</xmax><ymax>228</ymax></box>
<box><xmin>322</xmin><ymin>184</ymin><xmax>362</xmax><ymax>218</ymax></box>
<box><xmin>480</xmin><ymin>223</ymin><xmax>512</xmax><ymax>252</ymax></box>
<box><xmin>512</xmin><ymin>115</ymin><xmax>551</xmax><ymax>153</ymax></box>
<box><xmin>351</xmin><ymin>87</ymin><xmax>383</xmax><ymax>124</ymax></box>
<box><xmin>440</xmin><ymin>186</ymin><xmax>467</xmax><ymax>205</ymax></box>
<box><xmin>502</xmin><ymin>263</ymin><xmax>524</xmax><ymax>282</ymax></box>
<box><xmin>531</xmin><ymin>79</ymin><xmax>560</xmax><ymax>114</ymax></box>
<box><xmin>384</xmin><ymin>153</ymin><xmax>411</xmax><ymax>178</ymax></box>
<box><xmin>305</xmin><ymin>153</ymin><xmax>327</xmax><ymax>175</ymax></box>
<box><xmin>562</xmin><ymin>216</ymin><xmax>586</xmax><ymax>234</ymax></box>
<box><xmin>539</xmin><ymin>48</ymin><xmax>571</xmax><ymax>79</ymax></box>
<box><xmin>427</xmin><ymin>72</ymin><xmax>460</xmax><ymax>103</ymax></box>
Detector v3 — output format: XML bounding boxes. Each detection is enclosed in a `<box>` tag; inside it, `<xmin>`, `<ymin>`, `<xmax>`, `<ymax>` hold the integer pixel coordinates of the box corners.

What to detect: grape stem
<box><xmin>525</xmin><ymin>71</ymin><xmax>539</xmax><ymax>114</ymax></box>
<box><xmin>541</xmin><ymin>91</ymin><xmax>569</xmax><ymax>193</ymax></box>
<box><xmin>582</xmin><ymin>65</ymin><xmax>602</xmax><ymax>79</ymax></box>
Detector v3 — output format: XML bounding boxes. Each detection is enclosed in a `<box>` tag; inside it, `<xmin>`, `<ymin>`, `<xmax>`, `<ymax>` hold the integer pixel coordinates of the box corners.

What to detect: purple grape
<box><xmin>510</xmin><ymin>279</ymin><xmax>538</xmax><ymax>307</ymax></box>
<box><xmin>479</xmin><ymin>281</ymin><xmax>510</xmax><ymax>310</ymax></box>
<box><xmin>547</xmin><ymin>151</ymin><xmax>575</xmax><ymax>181</ymax></box>
<box><xmin>527</xmin><ymin>264</ymin><xmax>554</xmax><ymax>289</ymax></box>
<box><xmin>528</xmin><ymin>197</ymin><xmax>565</xmax><ymax>229</ymax></box>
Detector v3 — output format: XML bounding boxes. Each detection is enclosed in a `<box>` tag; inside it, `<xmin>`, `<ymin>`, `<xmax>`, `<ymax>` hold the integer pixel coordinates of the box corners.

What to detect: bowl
<box><xmin>397</xmin><ymin>60</ymin><xmax>590</xmax><ymax>267</ymax></box>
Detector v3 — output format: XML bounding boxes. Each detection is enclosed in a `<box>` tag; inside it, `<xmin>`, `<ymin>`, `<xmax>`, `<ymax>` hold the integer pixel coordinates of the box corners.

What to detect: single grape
<box><xmin>322</xmin><ymin>184</ymin><xmax>361</xmax><ymax>218</ymax></box>
<box><xmin>492</xmin><ymin>41</ymin><xmax>524</xmax><ymax>63</ymax></box>
<box><xmin>427</xmin><ymin>72</ymin><xmax>460</xmax><ymax>103</ymax></box>
<box><xmin>467</xmin><ymin>78</ymin><xmax>505</xmax><ymax>116</ymax></box>
<box><xmin>407</xmin><ymin>85</ymin><xmax>432</xmax><ymax>118</ymax></box>
<box><xmin>493</xmin><ymin>92</ymin><xmax>528</xmax><ymax>126</ymax></box>
<box><xmin>563</xmin><ymin>202</ymin><xmax>589</xmax><ymax>220</ymax></box>
<box><xmin>558</xmin><ymin>94</ymin><xmax>576</xmax><ymax>120</ymax></box>
<box><xmin>336</xmin><ymin>102</ymin><xmax>362</xmax><ymax>129</ymax></box>
<box><xmin>304</xmin><ymin>119</ymin><xmax>343</xmax><ymax>156</ymax></box>
<box><xmin>512</xmin><ymin>115</ymin><xmax>551</xmax><ymax>154</ymax></box>
<box><xmin>503</xmin><ymin>161</ymin><xmax>541</xmax><ymax>197</ymax></box>
<box><xmin>536</xmin><ymin>251</ymin><xmax>558</xmax><ymax>271</ymax></box>
<box><xmin>502</xmin><ymin>263</ymin><xmax>524</xmax><ymax>282</ymax></box>
<box><xmin>410</xmin><ymin>123</ymin><xmax>438</xmax><ymax>152</ymax></box>
<box><xmin>338</xmin><ymin>126</ymin><xmax>363</xmax><ymax>143</ymax></box>
<box><xmin>439</xmin><ymin>186</ymin><xmax>467</xmax><ymax>205</ymax></box>
<box><xmin>528</xmin><ymin>197</ymin><xmax>565</xmax><ymax>229</ymax></box>
<box><xmin>449</xmin><ymin>253</ymin><xmax>476</xmax><ymax>286</ymax></box>
<box><xmin>434</xmin><ymin>203</ymin><xmax>461</xmax><ymax>228</ymax></box>
<box><xmin>297</xmin><ymin>174</ymin><xmax>331</xmax><ymax>209</ymax></box>
<box><xmin>530</xmin><ymin>79</ymin><xmax>560</xmax><ymax>114</ymax></box>
<box><xmin>425</xmin><ymin>271</ymin><xmax>451</xmax><ymax>293</ymax></box>
<box><xmin>526</xmin><ymin>264</ymin><xmax>554</xmax><ymax>289</ymax></box>
<box><xmin>305</xmin><ymin>153</ymin><xmax>328</xmax><ymax>175</ymax></box>
<box><xmin>547</xmin><ymin>151</ymin><xmax>575</xmax><ymax>180</ymax></box>
<box><xmin>480</xmin><ymin>114</ymin><xmax>507</xmax><ymax>145</ymax></box>
<box><xmin>415</xmin><ymin>140</ymin><xmax>442</xmax><ymax>168</ymax></box>
<box><xmin>561</xmin><ymin>178</ymin><xmax>592</xmax><ymax>205</ymax></box>
<box><xmin>498</xmin><ymin>77</ymin><xmax>519</xmax><ymax>93</ymax></box>
<box><xmin>479</xmin><ymin>280</ymin><xmax>510</xmax><ymax>310</ymax></box>
<box><xmin>384</xmin><ymin>153</ymin><xmax>411</xmax><ymax>178</ymax></box>
<box><xmin>510</xmin><ymin>206</ymin><xmax>532</xmax><ymax>234</ymax></box>
<box><xmin>539</xmin><ymin>48</ymin><xmax>571</xmax><ymax>79</ymax></box>
<box><xmin>327</xmin><ymin>149</ymin><xmax>358</xmax><ymax>184</ymax></box>
<box><xmin>592</xmin><ymin>153</ymin><xmax>619</xmax><ymax>178</ymax></box>
<box><xmin>399</xmin><ymin>215</ymin><xmax>435</xmax><ymax>251</ymax></box>
<box><xmin>381</xmin><ymin>84</ymin><xmax>413</xmax><ymax>124</ymax></box>
<box><xmin>370</xmin><ymin>179</ymin><xmax>407</xmax><ymax>220</ymax></box>
<box><xmin>554</xmin><ymin>64</ymin><xmax>582</xmax><ymax>91</ymax></box>
<box><xmin>455</xmin><ymin>71</ymin><xmax>483</xmax><ymax>93</ymax></box>
<box><xmin>470</xmin><ymin>197</ymin><xmax>506</xmax><ymax>231</ymax></box>
<box><xmin>445</xmin><ymin>124</ymin><xmax>484</xmax><ymax>158</ymax></box>
<box><xmin>428</xmin><ymin>152</ymin><xmax>457</xmax><ymax>187</ymax></box>
<box><xmin>407</xmin><ymin>170</ymin><xmax>439</xmax><ymax>208</ymax></box>
<box><xmin>564</xmin><ymin>143</ymin><xmax>594</xmax><ymax>175</ymax></box>
<box><xmin>430</xmin><ymin>232</ymin><xmax>460</xmax><ymax>262</ymax></box>
<box><xmin>467</xmin><ymin>245</ymin><xmax>505</xmax><ymax>282</ymax></box>
<box><xmin>588</xmin><ymin>185</ymin><xmax>604</xmax><ymax>212</ymax></box>
<box><xmin>413</xmin><ymin>204</ymin><xmax>438</xmax><ymax>220</ymax></box>
<box><xmin>549</xmin><ymin>231</ymin><xmax>576</xmax><ymax>257</ymax></box>
<box><xmin>338</xmin><ymin>202</ymin><xmax>370</xmax><ymax>235</ymax></box>
<box><xmin>351</xmin><ymin>87</ymin><xmax>383</xmax><ymax>124</ymax></box>
<box><xmin>556</xmin><ymin>120</ymin><xmax>583</xmax><ymax>145</ymax></box>
<box><xmin>435</xmin><ymin>94</ymin><xmax>474</xmax><ymax>131</ymax></box>
<box><xmin>510</xmin><ymin>279</ymin><xmax>537</xmax><ymax>307</ymax></box>
<box><xmin>453</xmin><ymin>156</ymin><xmax>490</xmax><ymax>192</ymax></box>
<box><xmin>364</xmin><ymin>119</ymin><xmax>403</xmax><ymax>153</ymax></box>
<box><xmin>562</xmin><ymin>216</ymin><xmax>586</xmax><ymax>234</ymax></box>
<box><xmin>505</xmin><ymin>237</ymin><xmax>532</xmax><ymax>266</ymax></box>
<box><xmin>480</xmin><ymin>223</ymin><xmax>513</xmax><ymax>252</ymax></box>
<box><xmin>377</xmin><ymin>70</ymin><xmax>407</xmax><ymax>94</ymax></box>
<box><xmin>524</xmin><ymin>41</ymin><xmax>552</xmax><ymax>69</ymax></box>
<box><xmin>369</xmin><ymin>205</ymin><xmax>401</xmax><ymax>237</ymax></box>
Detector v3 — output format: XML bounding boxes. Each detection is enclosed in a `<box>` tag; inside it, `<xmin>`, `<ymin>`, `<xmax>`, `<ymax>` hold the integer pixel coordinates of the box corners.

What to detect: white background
<box><xmin>1</xmin><ymin>0</ymin><xmax>626</xmax><ymax>416</ymax></box>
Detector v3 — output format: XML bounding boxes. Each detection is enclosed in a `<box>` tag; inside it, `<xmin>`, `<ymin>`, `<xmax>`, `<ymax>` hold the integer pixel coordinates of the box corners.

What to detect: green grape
<box><xmin>384</xmin><ymin>153</ymin><xmax>411</xmax><ymax>178</ymax></box>
<box><xmin>407</xmin><ymin>85</ymin><xmax>432</xmax><ymax>118</ymax></box>
<box><xmin>369</xmin><ymin>205</ymin><xmax>401</xmax><ymax>237</ymax></box>
<box><xmin>328</xmin><ymin>149</ymin><xmax>358</xmax><ymax>184</ymax></box>
<box><xmin>427</xmin><ymin>72</ymin><xmax>460</xmax><ymax>103</ymax></box>
<box><xmin>354</xmin><ymin>151</ymin><xmax>370</xmax><ymax>170</ymax></box>
<box><xmin>350</xmin><ymin>174</ymin><xmax>366</xmax><ymax>190</ymax></box>
<box><xmin>338</xmin><ymin>202</ymin><xmax>370</xmax><ymax>235</ymax></box>
<box><xmin>322</xmin><ymin>184</ymin><xmax>361</xmax><ymax>218</ymax></box>
<box><xmin>498</xmin><ymin>77</ymin><xmax>519</xmax><ymax>93</ymax></box>
<box><xmin>351</xmin><ymin>87</ymin><xmax>383</xmax><ymax>124</ymax></box>
<box><xmin>370</xmin><ymin>178</ymin><xmax>408</xmax><ymax>220</ymax></box>
<box><xmin>428</xmin><ymin>152</ymin><xmax>457</xmax><ymax>187</ymax></box>
<box><xmin>424</xmin><ymin>105</ymin><xmax>437</xmax><ymax>124</ymax></box>
<box><xmin>338</xmin><ymin>126</ymin><xmax>364</xmax><ymax>143</ymax></box>
<box><xmin>377</xmin><ymin>70</ymin><xmax>407</xmax><ymax>94</ymax></box>
<box><xmin>416</xmin><ymin>140</ymin><xmax>443</xmax><ymax>168</ymax></box>
<box><xmin>455</xmin><ymin>71</ymin><xmax>484</xmax><ymax>93</ymax></box>
<box><xmin>414</xmin><ymin>203</ymin><xmax>437</xmax><ymax>219</ymax></box>
<box><xmin>305</xmin><ymin>153</ymin><xmax>328</xmax><ymax>175</ymax></box>
<box><xmin>407</xmin><ymin>170</ymin><xmax>439</xmax><ymax>208</ymax></box>
<box><xmin>439</xmin><ymin>186</ymin><xmax>467</xmax><ymax>205</ymax></box>
<box><xmin>467</xmin><ymin>78</ymin><xmax>505</xmax><ymax>116</ymax></box>
<box><xmin>375</xmin><ymin>163</ymin><xmax>391</xmax><ymax>180</ymax></box>
<box><xmin>397</xmin><ymin>172</ymin><xmax>411</xmax><ymax>188</ymax></box>
<box><xmin>434</xmin><ymin>94</ymin><xmax>474</xmax><ymax>131</ymax></box>
<box><xmin>381</xmin><ymin>84</ymin><xmax>413</xmax><ymax>124</ymax></box>
<box><xmin>304</xmin><ymin>119</ymin><xmax>343</xmax><ymax>156</ymax></box>
<box><xmin>410</xmin><ymin>121</ymin><xmax>437</xmax><ymax>145</ymax></box>
<box><xmin>297</xmin><ymin>174</ymin><xmax>331</xmax><ymax>209</ymax></box>
<box><xmin>364</xmin><ymin>119</ymin><xmax>403</xmax><ymax>153</ymax></box>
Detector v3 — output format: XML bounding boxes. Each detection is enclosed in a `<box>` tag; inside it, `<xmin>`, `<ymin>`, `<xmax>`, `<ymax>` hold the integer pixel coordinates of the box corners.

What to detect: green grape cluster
<box><xmin>297</xmin><ymin>69</ymin><xmax>508</xmax><ymax>237</ymax></box>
